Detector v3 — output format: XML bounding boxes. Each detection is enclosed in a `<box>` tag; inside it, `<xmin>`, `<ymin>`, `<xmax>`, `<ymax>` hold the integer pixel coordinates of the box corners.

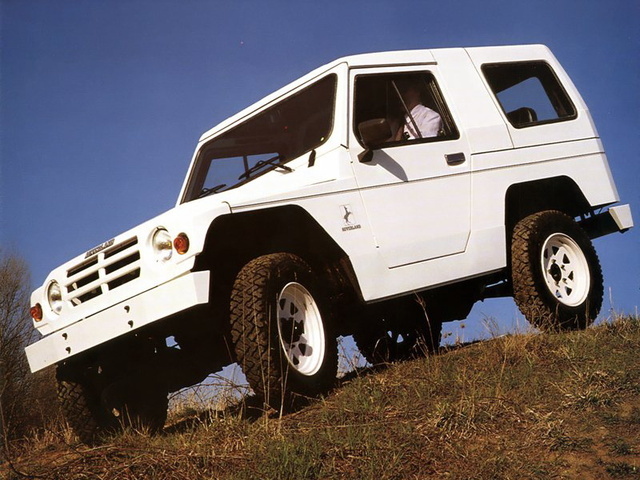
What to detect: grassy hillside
<box><xmin>3</xmin><ymin>317</ymin><xmax>639</xmax><ymax>479</ymax></box>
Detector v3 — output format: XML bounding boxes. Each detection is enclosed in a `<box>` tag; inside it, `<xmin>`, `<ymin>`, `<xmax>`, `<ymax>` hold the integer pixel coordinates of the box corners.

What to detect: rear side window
<box><xmin>482</xmin><ymin>62</ymin><xmax>576</xmax><ymax>128</ymax></box>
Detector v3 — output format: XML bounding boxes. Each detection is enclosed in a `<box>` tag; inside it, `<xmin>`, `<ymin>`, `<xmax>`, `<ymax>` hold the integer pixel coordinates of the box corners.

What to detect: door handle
<box><xmin>445</xmin><ymin>152</ymin><xmax>466</xmax><ymax>166</ymax></box>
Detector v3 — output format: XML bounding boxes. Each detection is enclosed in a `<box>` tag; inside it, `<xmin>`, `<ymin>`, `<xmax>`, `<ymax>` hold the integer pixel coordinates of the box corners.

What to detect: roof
<box><xmin>198</xmin><ymin>44</ymin><xmax>549</xmax><ymax>142</ymax></box>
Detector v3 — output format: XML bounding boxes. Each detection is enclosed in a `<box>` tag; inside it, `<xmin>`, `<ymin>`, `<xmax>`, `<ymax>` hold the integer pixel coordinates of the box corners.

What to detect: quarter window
<box><xmin>482</xmin><ymin>62</ymin><xmax>576</xmax><ymax>128</ymax></box>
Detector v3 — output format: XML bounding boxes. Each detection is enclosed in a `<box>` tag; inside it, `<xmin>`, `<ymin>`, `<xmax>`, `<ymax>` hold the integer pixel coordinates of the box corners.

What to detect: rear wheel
<box><xmin>511</xmin><ymin>210</ymin><xmax>603</xmax><ymax>330</ymax></box>
<box><xmin>354</xmin><ymin>296</ymin><xmax>441</xmax><ymax>365</ymax></box>
<box><xmin>229</xmin><ymin>253</ymin><xmax>337</xmax><ymax>410</ymax></box>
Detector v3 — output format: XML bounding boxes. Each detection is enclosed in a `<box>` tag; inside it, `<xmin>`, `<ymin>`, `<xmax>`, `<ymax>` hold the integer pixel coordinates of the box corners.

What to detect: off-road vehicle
<box><xmin>26</xmin><ymin>45</ymin><xmax>633</xmax><ymax>442</ymax></box>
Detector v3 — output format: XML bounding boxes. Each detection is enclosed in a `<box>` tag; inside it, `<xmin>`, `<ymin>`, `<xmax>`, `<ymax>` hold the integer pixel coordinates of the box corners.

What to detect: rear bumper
<box><xmin>25</xmin><ymin>271</ymin><xmax>210</xmax><ymax>373</ymax></box>
<box><xmin>609</xmin><ymin>204</ymin><xmax>634</xmax><ymax>231</ymax></box>
<box><xmin>581</xmin><ymin>204</ymin><xmax>634</xmax><ymax>239</ymax></box>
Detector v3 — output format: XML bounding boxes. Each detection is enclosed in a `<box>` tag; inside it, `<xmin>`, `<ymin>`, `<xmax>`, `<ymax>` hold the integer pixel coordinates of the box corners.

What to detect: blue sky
<box><xmin>1</xmin><ymin>0</ymin><xmax>638</xmax><ymax>342</ymax></box>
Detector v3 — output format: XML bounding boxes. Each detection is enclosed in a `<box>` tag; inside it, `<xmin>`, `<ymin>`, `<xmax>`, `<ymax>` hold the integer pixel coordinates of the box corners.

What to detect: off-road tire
<box><xmin>57</xmin><ymin>379</ymin><xmax>117</xmax><ymax>444</ymax></box>
<box><xmin>58</xmin><ymin>375</ymin><xmax>168</xmax><ymax>444</ymax></box>
<box><xmin>354</xmin><ymin>296</ymin><xmax>442</xmax><ymax>364</ymax></box>
<box><xmin>511</xmin><ymin>210</ymin><xmax>603</xmax><ymax>330</ymax></box>
<box><xmin>229</xmin><ymin>253</ymin><xmax>337</xmax><ymax>411</ymax></box>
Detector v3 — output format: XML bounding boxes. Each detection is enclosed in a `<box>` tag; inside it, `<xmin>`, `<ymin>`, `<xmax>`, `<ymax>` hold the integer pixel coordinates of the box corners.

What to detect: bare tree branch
<box><xmin>0</xmin><ymin>247</ymin><xmax>59</xmax><ymax>450</ymax></box>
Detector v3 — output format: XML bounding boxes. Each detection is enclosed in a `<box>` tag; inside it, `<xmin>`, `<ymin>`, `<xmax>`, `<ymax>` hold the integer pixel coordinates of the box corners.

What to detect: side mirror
<box><xmin>357</xmin><ymin>118</ymin><xmax>391</xmax><ymax>163</ymax></box>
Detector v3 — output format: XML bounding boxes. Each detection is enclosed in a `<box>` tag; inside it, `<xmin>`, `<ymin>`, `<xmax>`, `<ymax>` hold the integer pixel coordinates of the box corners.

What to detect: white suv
<box><xmin>26</xmin><ymin>44</ymin><xmax>633</xmax><ymax>442</ymax></box>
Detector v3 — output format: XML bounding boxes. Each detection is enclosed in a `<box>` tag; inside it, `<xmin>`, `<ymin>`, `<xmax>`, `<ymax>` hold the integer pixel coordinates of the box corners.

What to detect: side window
<box><xmin>482</xmin><ymin>62</ymin><xmax>576</xmax><ymax>128</ymax></box>
<box><xmin>354</xmin><ymin>72</ymin><xmax>458</xmax><ymax>146</ymax></box>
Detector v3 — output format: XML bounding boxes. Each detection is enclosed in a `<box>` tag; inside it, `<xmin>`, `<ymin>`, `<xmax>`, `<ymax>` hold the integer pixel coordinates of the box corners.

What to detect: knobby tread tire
<box><xmin>229</xmin><ymin>253</ymin><xmax>337</xmax><ymax>410</ymax></box>
<box><xmin>511</xmin><ymin>210</ymin><xmax>603</xmax><ymax>330</ymax></box>
<box><xmin>57</xmin><ymin>379</ymin><xmax>114</xmax><ymax>444</ymax></box>
<box><xmin>58</xmin><ymin>374</ymin><xmax>168</xmax><ymax>444</ymax></box>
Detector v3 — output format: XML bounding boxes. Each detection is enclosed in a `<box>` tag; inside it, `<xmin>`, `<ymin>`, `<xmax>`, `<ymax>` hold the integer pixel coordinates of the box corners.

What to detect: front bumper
<box><xmin>25</xmin><ymin>271</ymin><xmax>210</xmax><ymax>373</ymax></box>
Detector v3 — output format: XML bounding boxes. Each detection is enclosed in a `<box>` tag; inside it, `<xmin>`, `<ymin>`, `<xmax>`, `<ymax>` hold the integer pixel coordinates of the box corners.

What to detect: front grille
<box><xmin>66</xmin><ymin>237</ymin><xmax>141</xmax><ymax>307</ymax></box>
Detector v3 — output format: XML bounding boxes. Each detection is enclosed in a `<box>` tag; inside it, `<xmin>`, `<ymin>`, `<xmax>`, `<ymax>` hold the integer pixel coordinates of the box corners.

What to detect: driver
<box><xmin>393</xmin><ymin>78</ymin><xmax>442</xmax><ymax>141</ymax></box>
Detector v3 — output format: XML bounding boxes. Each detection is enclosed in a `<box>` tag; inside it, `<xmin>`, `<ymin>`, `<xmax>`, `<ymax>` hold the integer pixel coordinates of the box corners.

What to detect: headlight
<box><xmin>152</xmin><ymin>228</ymin><xmax>173</xmax><ymax>262</ymax></box>
<box><xmin>47</xmin><ymin>281</ymin><xmax>63</xmax><ymax>315</ymax></box>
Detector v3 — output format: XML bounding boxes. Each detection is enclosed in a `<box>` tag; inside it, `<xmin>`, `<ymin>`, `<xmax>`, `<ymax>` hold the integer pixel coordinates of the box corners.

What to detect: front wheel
<box><xmin>229</xmin><ymin>253</ymin><xmax>337</xmax><ymax>410</ymax></box>
<box><xmin>511</xmin><ymin>210</ymin><xmax>603</xmax><ymax>330</ymax></box>
<box><xmin>57</xmin><ymin>378</ymin><xmax>116</xmax><ymax>444</ymax></box>
<box><xmin>57</xmin><ymin>366</ymin><xmax>168</xmax><ymax>444</ymax></box>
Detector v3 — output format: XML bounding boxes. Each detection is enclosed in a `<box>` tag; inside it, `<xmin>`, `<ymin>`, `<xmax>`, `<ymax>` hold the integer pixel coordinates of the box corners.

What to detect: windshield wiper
<box><xmin>198</xmin><ymin>183</ymin><xmax>227</xmax><ymax>199</ymax></box>
<box><xmin>238</xmin><ymin>154</ymin><xmax>292</xmax><ymax>181</ymax></box>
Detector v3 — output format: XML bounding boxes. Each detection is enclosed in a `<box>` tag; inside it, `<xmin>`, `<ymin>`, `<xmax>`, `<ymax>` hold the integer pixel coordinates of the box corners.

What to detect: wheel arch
<box><xmin>193</xmin><ymin>205</ymin><xmax>363</xmax><ymax>329</ymax></box>
<box><xmin>505</xmin><ymin>176</ymin><xmax>592</xmax><ymax>242</ymax></box>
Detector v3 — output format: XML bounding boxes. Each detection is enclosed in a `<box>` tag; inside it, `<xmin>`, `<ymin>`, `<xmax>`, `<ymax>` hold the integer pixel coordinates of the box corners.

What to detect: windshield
<box><xmin>183</xmin><ymin>74</ymin><xmax>337</xmax><ymax>202</ymax></box>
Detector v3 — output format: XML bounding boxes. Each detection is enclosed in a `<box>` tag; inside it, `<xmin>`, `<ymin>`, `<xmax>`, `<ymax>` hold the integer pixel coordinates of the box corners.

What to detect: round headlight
<box><xmin>152</xmin><ymin>228</ymin><xmax>173</xmax><ymax>262</ymax></box>
<box><xmin>47</xmin><ymin>281</ymin><xmax>63</xmax><ymax>315</ymax></box>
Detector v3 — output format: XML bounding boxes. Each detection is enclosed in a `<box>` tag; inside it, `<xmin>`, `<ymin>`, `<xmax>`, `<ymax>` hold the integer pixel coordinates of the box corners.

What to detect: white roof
<box><xmin>198</xmin><ymin>44</ymin><xmax>549</xmax><ymax>142</ymax></box>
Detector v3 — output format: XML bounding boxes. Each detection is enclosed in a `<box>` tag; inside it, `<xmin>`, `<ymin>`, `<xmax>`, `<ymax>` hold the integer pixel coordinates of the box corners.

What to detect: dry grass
<box><xmin>2</xmin><ymin>315</ymin><xmax>638</xmax><ymax>479</ymax></box>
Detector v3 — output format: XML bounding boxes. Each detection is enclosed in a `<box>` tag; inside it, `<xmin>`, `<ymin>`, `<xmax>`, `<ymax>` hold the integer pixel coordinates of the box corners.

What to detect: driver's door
<box><xmin>349</xmin><ymin>67</ymin><xmax>471</xmax><ymax>268</ymax></box>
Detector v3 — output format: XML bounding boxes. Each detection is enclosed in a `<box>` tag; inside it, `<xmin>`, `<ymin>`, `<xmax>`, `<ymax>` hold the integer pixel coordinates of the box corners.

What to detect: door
<box><xmin>349</xmin><ymin>67</ymin><xmax>471</xmax><ymax>268</ymax></box>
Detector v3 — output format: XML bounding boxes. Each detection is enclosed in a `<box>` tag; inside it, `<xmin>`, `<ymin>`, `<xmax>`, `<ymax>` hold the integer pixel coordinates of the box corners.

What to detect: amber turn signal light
<box><xmin>30</xmin><ymin>303</ymin><xmax>43</xmax><ymax>322</ymax></box>
<box><xmin>173</xmin><ymin>233</ymin><xmax>190</xmax><ymax>255</ymax></box>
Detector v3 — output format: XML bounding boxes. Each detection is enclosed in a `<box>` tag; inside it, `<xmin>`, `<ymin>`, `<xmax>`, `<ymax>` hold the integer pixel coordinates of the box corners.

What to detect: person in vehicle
<box><xmin>393</xmin><ymin>78</ymin><xmax>442</xmax><ymax>140</ymax></box>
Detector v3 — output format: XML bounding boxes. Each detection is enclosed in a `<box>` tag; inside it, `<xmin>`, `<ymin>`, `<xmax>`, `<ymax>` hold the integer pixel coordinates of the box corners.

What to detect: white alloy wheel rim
<box><xmin>540</xmin><ymin>233</ymin><xmax>590</xmax><ymax>307</ymax></box>
<box><xmin>277</xmin><ymin>282</ymin><xmax>325</xmax><ymax>376</ymax></box>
